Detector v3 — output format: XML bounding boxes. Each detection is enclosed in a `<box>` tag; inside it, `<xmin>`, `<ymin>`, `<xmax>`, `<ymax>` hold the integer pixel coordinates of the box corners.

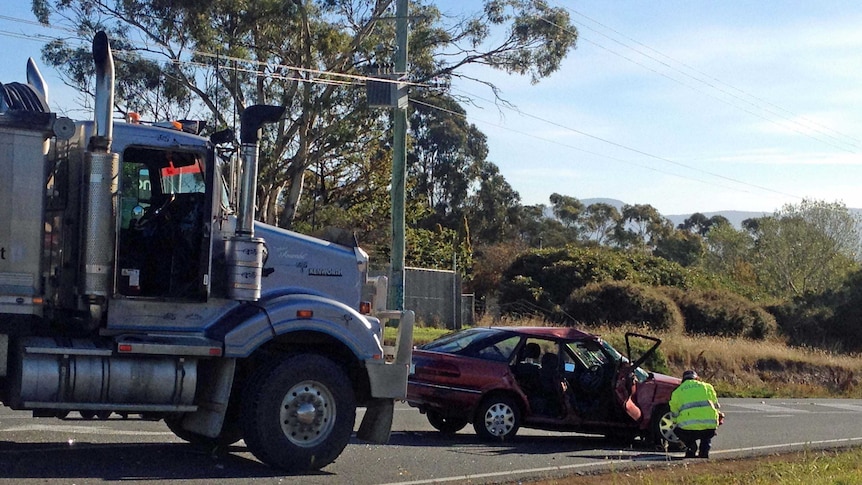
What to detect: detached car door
<box><xmin>611</xmin><ymin>333</ymin><xmax>664</xmax><ymax>422</ymax></box>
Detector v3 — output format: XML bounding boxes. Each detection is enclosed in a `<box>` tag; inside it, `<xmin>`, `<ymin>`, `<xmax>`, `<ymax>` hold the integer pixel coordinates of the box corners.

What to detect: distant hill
<box><xmin>665</xmin><ymin>210</ymin><xmax>770</xmax><ymax>229</ymax></box>
<box><xmin>550</xmin><ymin>198</ymin><xmax>862</xmax><ymax>229</ymax></box>
<box><xmin>579</xmin><ymin>198</ymin><xmax>768</xmax><ymax>229</ymax></box>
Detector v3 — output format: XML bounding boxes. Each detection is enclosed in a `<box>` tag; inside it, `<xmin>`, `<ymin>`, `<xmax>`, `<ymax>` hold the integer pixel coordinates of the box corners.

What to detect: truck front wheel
<box><xmin>240</xmin><ymin>353</ymin><xmax>356</xmax><ymax>471</ymax></box>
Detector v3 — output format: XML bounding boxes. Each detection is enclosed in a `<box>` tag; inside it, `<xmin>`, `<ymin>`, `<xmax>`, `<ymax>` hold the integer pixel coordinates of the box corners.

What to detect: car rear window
<box><xmin>419</xmin><ymin>328</ymin><xmax>490</xmax><ymax>353</ymax></box>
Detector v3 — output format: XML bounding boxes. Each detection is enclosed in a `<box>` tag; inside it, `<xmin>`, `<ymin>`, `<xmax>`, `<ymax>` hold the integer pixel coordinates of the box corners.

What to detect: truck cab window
<box><xmin>117</xmin><ymin>147</ymin><xmax>209</xmax><ymax>300</ymax></box>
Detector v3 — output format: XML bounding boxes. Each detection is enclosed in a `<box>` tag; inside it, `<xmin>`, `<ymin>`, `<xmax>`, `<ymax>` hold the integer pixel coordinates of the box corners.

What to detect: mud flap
<box><xmin>356</xmin><ymin>398</ymin><xmax>394</xmax><ymax>444</ymax></box>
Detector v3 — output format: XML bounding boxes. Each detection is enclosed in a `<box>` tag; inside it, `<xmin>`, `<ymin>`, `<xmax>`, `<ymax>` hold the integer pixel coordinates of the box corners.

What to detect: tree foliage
<box><xmin>748</xmin><ymin>199</ymin><xmax>861</xmax><ymax>298</ymax></box>
<box><xmin>497</xmin><ymin>245</ymin><xmax>712</xmax><ymax>319</ymax></box>
<box><xmin>33</xmin><ymin>0</ymin><xmax>579</xmax><ymax>230</ymax></box>
<box><xmin>613</xmin><ymin>203</ymin><xmax>672</xmax><ymax>251</ymax></box>
<box><xmin>581</xmin><ymin>202</ymin><xmax>620</xmax><ymax>245</ymax></box>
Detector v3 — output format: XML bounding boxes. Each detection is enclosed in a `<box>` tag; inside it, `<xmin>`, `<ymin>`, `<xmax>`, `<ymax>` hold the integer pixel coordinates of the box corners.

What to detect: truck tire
<box><xmin>426</xmin><ymin>410</ymin><xmax>468</xmax><ymax>434</ymax></box>
<box><xmin>240</xmin><ymin>353</ymin><xmax>356</xmax><ymax>471</ymax></box>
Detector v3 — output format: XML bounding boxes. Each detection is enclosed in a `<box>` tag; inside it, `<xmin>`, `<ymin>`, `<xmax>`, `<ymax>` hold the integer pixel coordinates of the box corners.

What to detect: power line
<box><xmin>0</xmin><ymin>10</ymin><xmax>824</xmax><ymax>205</ymax></box>
<box><xmin>564</xmin><ymin>7</ymin><xmax>862</xmax><ymax>149</ymax></box>
<box><xmin>441</xmin><ymin>88</ymin><xmax>805</xmax><ymax>202</ymax></box>
<box><xmin>0</xmin><ymin>14</ymin><xmax>426</xmax><ymax>89</ymax></box>
<box><xmin>544</xmin><ymin>5</ymin><xmax>859</xmax><ymax>153</ymax></box>
<box><xmin>410</xmin><ymin>97</ymin><xmax>757</xmax><ymax>197</ymax></box>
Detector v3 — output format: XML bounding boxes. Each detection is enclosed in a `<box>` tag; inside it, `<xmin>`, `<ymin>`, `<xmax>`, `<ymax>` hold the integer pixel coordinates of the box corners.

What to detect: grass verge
<box><xmin>519</xmin><ymin>447</ymin><xmax>862</xmax><ymax>484</ymax></box>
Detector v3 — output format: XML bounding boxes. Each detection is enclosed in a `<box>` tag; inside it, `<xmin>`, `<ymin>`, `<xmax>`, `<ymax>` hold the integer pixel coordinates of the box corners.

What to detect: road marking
<box><xmin>728</xmin><ymin>403</ymin><xmax>810</xmax><ymax>414</ymax></box>
<box><xmin>813</xmin><ymin>402</ymin><xmax>862</xmax><ymax>413</ymax></box>
<box><xmin>1</xmin><ymin>424</ymin><xmax>171</xmax><ymax>436</ymax></box>
<box><xmin>379</xmin><ymin>436</ymin><xmax>862</xmax><ymax>485</ymax></box>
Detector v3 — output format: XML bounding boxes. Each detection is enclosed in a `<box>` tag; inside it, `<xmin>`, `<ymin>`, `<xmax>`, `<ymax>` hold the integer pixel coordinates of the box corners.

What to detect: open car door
<box><xmin>613</xmin><ymin>333</ymin><xmax>663</xmax><ymax>422</ymax></box>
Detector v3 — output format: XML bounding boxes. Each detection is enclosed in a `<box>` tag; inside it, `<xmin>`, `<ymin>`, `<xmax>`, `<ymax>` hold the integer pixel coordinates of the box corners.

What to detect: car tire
<box><xmin>240</xmin><ymin>353</ymin><xmax>356</xmax><ymax>471</ymax></box>
<box><xmin>651</xmin><ymin>404</ymin><xmax>683</xmax><ymax>451</ymax></box>
<box><xmin>426</xmin><ymin>410</ymin><xmax>468</xmax><ymax>434</ymax></box>
<box><xmin>473</xmin><ymin>395</ymin><xmax>520</xmax><ymax>441</ymax></box>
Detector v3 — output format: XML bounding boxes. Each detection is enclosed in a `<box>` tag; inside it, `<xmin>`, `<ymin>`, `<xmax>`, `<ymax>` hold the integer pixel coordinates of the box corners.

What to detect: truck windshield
<box><xmin>161</xmin><ymin>161</ymin><xmax>205</xmax><ymax>194</ymax></box>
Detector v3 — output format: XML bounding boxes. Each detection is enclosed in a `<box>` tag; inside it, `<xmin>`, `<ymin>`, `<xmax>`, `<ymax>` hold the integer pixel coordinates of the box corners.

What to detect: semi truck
<box><xmin>0</xmin><ymin>31</ymin><xmax>413</xmax><ymax>471</ymax></box>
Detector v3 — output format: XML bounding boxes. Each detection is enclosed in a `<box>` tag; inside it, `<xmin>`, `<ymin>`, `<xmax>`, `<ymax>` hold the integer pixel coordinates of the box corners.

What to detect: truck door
<box><xmin>117</xmin><ymin>147</ymin><xmax>211</xmax><ymax>300</ymax></box>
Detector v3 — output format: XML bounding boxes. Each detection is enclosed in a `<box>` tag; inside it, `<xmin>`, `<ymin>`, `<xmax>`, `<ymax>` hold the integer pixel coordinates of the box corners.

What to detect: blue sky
<box><xmin>3</xmin><ymin>2</ymin><xmax>862</xmax><ymax>215</ymax></box>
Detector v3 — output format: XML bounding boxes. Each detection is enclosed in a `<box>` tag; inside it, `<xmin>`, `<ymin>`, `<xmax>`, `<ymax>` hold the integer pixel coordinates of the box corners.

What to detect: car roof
<box><xmin>488</xmin><ymin>326</ymin><xmax>597</xmax><ymax>341</ymax></box>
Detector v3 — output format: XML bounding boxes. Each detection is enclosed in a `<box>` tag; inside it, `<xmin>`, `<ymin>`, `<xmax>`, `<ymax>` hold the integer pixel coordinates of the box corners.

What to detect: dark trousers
<box><xmin>674</xmin><ymin>427</ymin><xmax>716</xmax><ymax>457</ymax></box>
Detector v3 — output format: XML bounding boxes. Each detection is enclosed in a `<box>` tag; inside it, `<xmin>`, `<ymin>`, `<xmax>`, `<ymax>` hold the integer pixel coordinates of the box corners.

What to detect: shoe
<box><xmin>684</xmin><ymin>451</ymin><xmax>697</xmax><ymax>458</ymax></box>
<box><xmin>697</xmin><ymin>453</ymin><xmax>709</xmax><ymax>459</ymax></box>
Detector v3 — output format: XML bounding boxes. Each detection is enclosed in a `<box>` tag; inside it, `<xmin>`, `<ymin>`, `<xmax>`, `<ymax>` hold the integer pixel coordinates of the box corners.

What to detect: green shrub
<box><xmin>564</xmin><ymin>281</ymin><xmax>684</xmax><ymax>334</ymax></box>
<box><xmin>497</xmin><ymin>275</ymin><xmax>561</xmax><ymax>321</ymax></box>
<box><xmin>603</xmin><ymin>332</ymin><xmax>670</xmax><ymax>375</ymax></box>
<box><xmin>771</xmin><ymin>270</ymin><xmax>862</xmax><ymax>352</ymax></box>
<box><xmin>498</xmin><ymin>245</ymin><xmax>717</xmax><ymax>320</ymax></box>
<box><xmin>665</xmin><ymin>288</ymin><xmax>776</xmax><ymax>340</ymax></box>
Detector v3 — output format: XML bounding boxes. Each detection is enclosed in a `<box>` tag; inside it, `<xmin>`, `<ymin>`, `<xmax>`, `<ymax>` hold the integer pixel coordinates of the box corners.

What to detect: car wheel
<box><xmin>240</xmin><ymin>354</ymin><xmax>356</xmax><ymax>471</ymax></box>
<box><xmin>426</xmin><ymin>410</ymin><xmax>468</xmax><ymax>434</ymax></box>
<box><xmin>651</xmin><ymin>404</ymin><xmax>683</xmax><ymax>450</ymax></box>
<box><xmin>473</xmin><ymin>395</ymin><xmax>520</xmax><ymax>441</ymax></box>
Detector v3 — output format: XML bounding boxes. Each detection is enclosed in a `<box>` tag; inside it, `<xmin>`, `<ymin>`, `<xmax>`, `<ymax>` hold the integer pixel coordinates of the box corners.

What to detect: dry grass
<box><xmin>518</xmin><ymin>447</ymin><xmax>862</xmax><ymax>485</ymax></box>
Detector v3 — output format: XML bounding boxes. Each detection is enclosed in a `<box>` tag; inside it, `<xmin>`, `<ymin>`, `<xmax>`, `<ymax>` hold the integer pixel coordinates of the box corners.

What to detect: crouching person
<box><xmin>669</xmin><ymin>369</ymin><xmax>724</xmax><ymax>458</ymax></box>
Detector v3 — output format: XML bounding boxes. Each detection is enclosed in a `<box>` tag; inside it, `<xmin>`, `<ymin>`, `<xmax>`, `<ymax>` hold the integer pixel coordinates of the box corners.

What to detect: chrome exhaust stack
<box><xmin>81</xmin><ymin>31</ymin><xmax>119</xmax><ymax>322</ymax></box>
<box><xmin>26</xmin><ymin>58</ymin><xmax>49</xmax><ymax>106</ymax></box>
<box><xmin>227</xmin><ymin>105</ymin><xmax>284</xmax><ymax>301</ymax></box>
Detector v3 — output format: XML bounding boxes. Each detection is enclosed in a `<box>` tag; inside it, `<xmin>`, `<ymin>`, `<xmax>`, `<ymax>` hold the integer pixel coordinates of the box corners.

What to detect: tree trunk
<box><xmin>280</xmin><ymin>170</ymin><xmax>305</xmax><ymax>229</ymax></box>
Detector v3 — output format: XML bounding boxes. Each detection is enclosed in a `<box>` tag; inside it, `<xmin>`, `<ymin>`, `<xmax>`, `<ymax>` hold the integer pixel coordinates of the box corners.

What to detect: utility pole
<box><xmin>388</xmin><ymin>0</ymin><xmax>408</xmax><ymax>312</ymax></box>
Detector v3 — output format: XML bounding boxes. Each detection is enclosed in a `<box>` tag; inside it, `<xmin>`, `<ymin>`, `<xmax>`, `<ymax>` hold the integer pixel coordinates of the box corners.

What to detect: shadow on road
<box><xmin>384</xmin><ymin>430</ymin><xmax>680</xmax><ymax>460</ymax></box>
<box><xmin>0</xmin><ymin>440</ymin><xmax>329</xmax><ymax>480</ymax></box>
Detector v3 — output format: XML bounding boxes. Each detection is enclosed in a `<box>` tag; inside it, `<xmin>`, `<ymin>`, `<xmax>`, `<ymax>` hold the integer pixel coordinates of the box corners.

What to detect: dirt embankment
<box><xmin>665</xmin><ymin>354</ymin><xmax>860</xmax><ymax>398</ymax></box>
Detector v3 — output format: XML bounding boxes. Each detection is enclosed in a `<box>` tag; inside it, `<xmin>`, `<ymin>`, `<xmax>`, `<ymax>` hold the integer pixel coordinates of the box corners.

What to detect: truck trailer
<box><xmin>0</xmin><ymin>31</ymin><xmax>413</xmax><ymax>471</ymax></box>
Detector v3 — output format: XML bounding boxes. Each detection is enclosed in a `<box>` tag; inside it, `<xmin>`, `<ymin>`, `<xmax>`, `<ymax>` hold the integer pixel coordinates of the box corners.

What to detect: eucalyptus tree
<box><xmin>548</xmin><ymin>193</ymin><xmax>583</xmax><ymax>241</ymax></box>
<box><xmin>748</xmin><ymin>199</ymin><xmax>861</xmax><ymax>298</ymax></box>
<box><xmin>408</xmin><ymin>94</ymin><xmax>487</xmax><ymax>230</ymax></box>
<box><xmin>32</xmin><ymin>0</ymin><xmax>579</xmax><ymax>228</ymax></box>
<box><xmin>467</xmin><ymin>160</ymin><xmax>522</xmax><ymax>244</ymax></box>
<box><xmin>582</xmin><ymin>202</ymin><xmax>620</xmax><ymax>245</ymax></box>
<box><xmin>679</xmin><ymin>212</ymin><xmax>730</xmax><ymax>236</ymax></box>
<box><xmin>613</xmin><ymin>203</ymin><xmax>672</xmax><ymax>251</ymax></box>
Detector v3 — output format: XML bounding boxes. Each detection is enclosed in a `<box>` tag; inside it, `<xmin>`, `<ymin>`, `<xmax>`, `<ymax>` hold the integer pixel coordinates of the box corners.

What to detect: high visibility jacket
<box><xmin>669</xmin><ymin>379</ymin><xmax>720</xmax><ymax>431</ymax></box>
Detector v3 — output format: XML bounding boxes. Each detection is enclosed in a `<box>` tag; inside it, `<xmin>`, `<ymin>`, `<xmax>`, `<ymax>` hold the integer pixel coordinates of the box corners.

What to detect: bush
<box><xmin>771</xmin><ymin>270</ymin><xmax>862</xmax><ymax>352</ymax></box>
<box><xmin>664</xmin><ymin>288</ymin><xmax>777</xmax><ymax>340</ymax></box>
<box><xmin>564</xmin><ymin>281</ymin><xmax>684</xmax><ymax>334</ymax></box>
<box><xmin>498</xmin><ymin>245</ymin><xmax>718</xmax><ymax>320</ymax></box>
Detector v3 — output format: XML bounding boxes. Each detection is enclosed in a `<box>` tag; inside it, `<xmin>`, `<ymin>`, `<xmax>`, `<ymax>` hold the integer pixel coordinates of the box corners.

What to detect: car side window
<box><xmin>569</xmin><ymin>341</ymin><xmax>609</xmax><ymax>368</ymax></box>
<box><xmin>476</xmin><ymin>335</ymin><xmax>520</xmax><ymax>362</ymax></box>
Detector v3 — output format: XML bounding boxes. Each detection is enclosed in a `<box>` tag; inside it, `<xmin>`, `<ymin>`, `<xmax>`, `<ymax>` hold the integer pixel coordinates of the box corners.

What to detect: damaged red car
<box><xmin>407</xmin><ymin>327</ymin><xmax>682</xmax><ymax>446</ymax></box>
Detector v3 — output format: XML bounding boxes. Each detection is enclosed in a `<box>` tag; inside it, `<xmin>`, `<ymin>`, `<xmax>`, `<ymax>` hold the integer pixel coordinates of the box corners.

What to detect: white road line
<box><xmin>813</xmin><ymin>402</ymin><xmax>862</xmax><ymax>413</ymax></box>
<box><xmin>728</xmin><ymin>403</ymin><xmax>810</xmax><ymax>414</ymax></box>
<box><xmin>379</xmin><ymin>437</ymin><xmax>862</xmax><ymax>485</ymax></box>
<box><xmin>1</xmin><ymin>424</ymin><xmax>171</xmax><ymax>436</ymax></box>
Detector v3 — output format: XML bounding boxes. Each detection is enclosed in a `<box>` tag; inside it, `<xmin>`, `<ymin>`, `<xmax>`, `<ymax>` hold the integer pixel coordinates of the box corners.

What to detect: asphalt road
<box><xmin>1</xmin><ymin>398</ymin><xmax>862</xmax><ymax>484</ymax></box>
